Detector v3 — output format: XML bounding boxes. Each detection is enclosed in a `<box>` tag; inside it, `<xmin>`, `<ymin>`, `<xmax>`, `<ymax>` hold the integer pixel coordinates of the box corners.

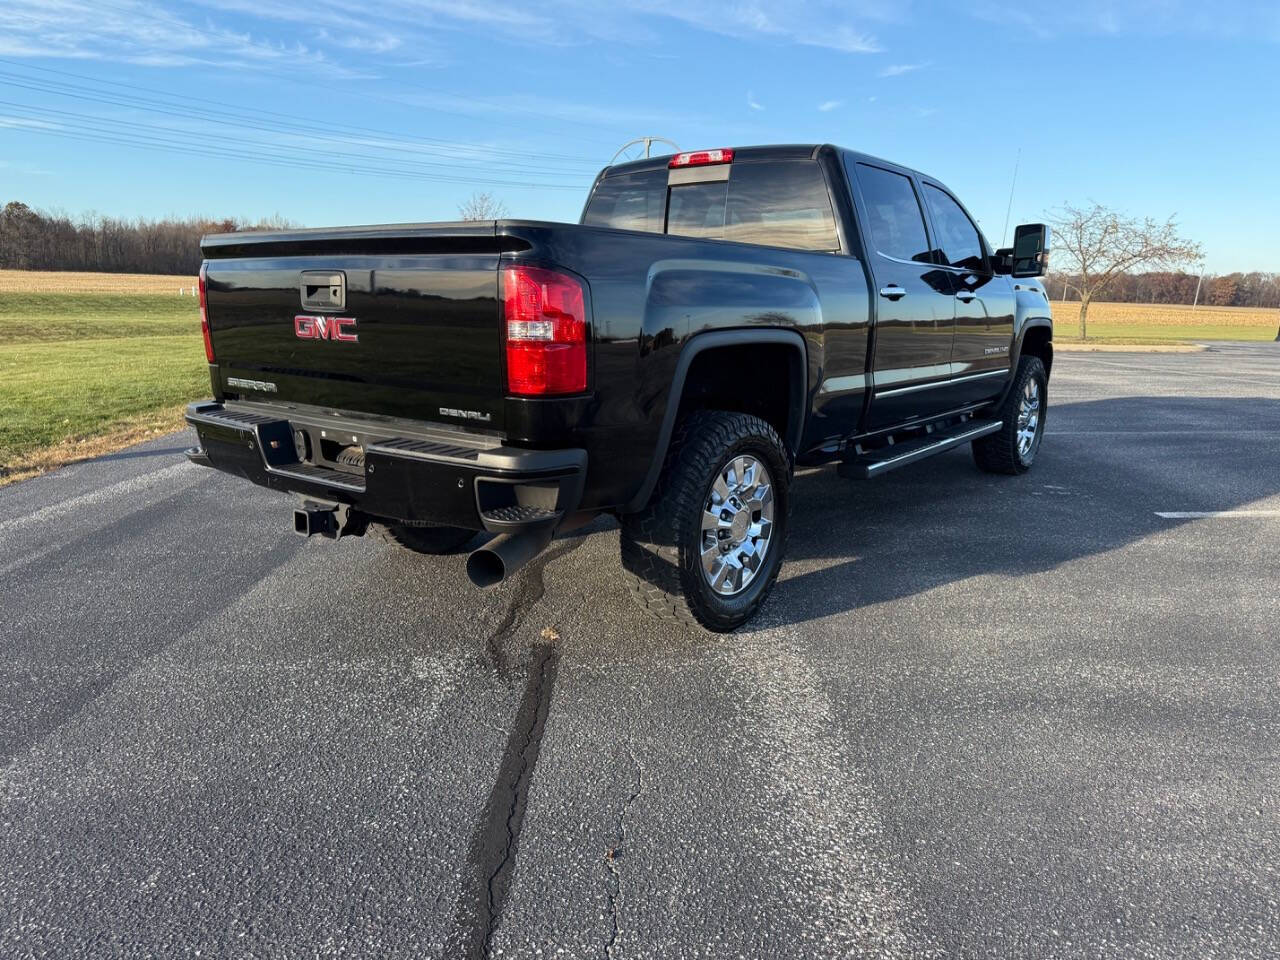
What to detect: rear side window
<box><xmin>921</xmin><ymin>183</ymin><xmax>986</xmax><ymax>272</ymax></box>
<box><xmin>854</xmin><ymin>163</ymin><xmax>931</xmax><ymax>263</ymax></box>
<box><xmin>581</xmin><ymin>169</ymin><xmax>666</xmax><ymax>233</ymax></box>
<box><xmin>724</xmin><ymin>162</ymin><xmax>838</xmax><ymax>251</ymax></box>
<box><xmin>668</xmin><ymin>160</ymin><xmax>838</xmax><ymax>252</ymax></box>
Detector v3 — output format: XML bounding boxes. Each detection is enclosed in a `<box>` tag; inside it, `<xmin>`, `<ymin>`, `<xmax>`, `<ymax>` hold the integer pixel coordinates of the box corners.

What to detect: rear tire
<box><xmin>620</xmin><ymin>411</ymin><xmax>791</xmax><ymax>632</ymax></box>
<box><xmin>373</xmin><ymin>521</ymin><xmax>476</xmax><ymax>555</ymax></box>
<box><xmin>973</xmin><ymin>355</ymin><xmax>1047</xmax><ymax>475</ymax></box>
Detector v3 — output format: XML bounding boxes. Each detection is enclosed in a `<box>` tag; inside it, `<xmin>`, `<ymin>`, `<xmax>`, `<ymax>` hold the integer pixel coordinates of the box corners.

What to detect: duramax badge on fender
<box><xmin>187</xmin><ymin>144</ymin><xmax>1053</xmax><ymax>632</ymax></box>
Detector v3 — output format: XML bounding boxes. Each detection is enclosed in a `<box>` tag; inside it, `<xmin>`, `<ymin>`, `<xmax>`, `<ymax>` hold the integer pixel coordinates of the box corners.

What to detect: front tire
<box><xmin>973</xmin><ymin>354</ymin><xmax>1047</xmax><ymax>475</ymax></box>
<box><xmin>620</xmin><ymin>411</ymin><xmax>791</xmax><ymax>632</ymax></box>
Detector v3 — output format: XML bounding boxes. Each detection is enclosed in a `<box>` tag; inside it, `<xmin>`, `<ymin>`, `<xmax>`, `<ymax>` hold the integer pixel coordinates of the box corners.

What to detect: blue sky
<box><xmin>1</xmin><ymin>0</ymin><xmax>1277</xmax><ymax>272</ymax></box>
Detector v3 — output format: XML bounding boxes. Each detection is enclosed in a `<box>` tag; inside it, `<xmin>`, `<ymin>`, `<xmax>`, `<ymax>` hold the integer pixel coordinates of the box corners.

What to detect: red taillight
<box><xmin>668</xmin><ymin>148</ymin><xmax>734</xmax><ymax>169</ymax></box>
<box><xmin>198</xmin><ymin>263</ymin><xmax>214</xmax><ymax>364</ymax></box>
<box><xmin>503</xmin><ymin>265</ymin><xmax>587</xmax><ymax>396</ymax></box>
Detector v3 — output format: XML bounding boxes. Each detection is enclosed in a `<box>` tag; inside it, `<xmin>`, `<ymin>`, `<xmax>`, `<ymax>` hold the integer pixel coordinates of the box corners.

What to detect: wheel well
<box><xmin>676</xmin><ymin>342</ymin><xmax>803</xmax><ymax>451</ymax></box>
<box><xmin>1021</xmin><ymin>324</ymin><xmax>1053</xmax><ymax>378</ymax></box>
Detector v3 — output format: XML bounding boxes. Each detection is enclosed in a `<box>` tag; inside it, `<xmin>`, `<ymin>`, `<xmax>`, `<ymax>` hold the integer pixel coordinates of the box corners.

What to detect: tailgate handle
<box><xmin>300</xmin><ymin>271</ymin><xmax>346</xmax><ymax>311</ymax></box>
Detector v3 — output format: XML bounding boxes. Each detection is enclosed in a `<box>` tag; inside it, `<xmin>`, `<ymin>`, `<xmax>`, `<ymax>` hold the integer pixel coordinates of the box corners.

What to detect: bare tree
<box><xmin>1048</xmin><ymin>203</ymin><xmax>1202</xmax><ymax>339</ymax></box>
<box><xmin>457</xmin><ymin>191</ymin><xmax>509</xmax><ymax>221</ymax></box>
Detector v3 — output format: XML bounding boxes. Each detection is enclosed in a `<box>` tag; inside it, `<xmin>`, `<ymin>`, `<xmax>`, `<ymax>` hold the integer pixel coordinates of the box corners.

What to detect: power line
<box><xmin>82</xmin><ymin>0</ymin><xmax>625</xmax><ymax>152</ymax></box>
<box><xmin>0</xmin><ymin>56</ymin><xmax>615</xmax><ymax>162</ymax></box>
<box><xmin>1</xmin><ymin>117</ymin><xmax>590</xmax><ymax>189</ymax></box>
<box><xmin>0</xmin><ymin>71</ymin><xmax>603</xmax><ymax>175</ymax></box>
<box><xmin>0</xmin><ymin>99</ymin><xmax>591</xmax><ymax>181</ymax></box>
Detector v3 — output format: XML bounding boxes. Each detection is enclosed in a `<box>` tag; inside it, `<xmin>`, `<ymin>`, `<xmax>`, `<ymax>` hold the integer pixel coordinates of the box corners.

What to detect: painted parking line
<box><xmin>1155</xmin><ymin>510</ymin><xmax>1280</xmax><ymax>518</ymax></box>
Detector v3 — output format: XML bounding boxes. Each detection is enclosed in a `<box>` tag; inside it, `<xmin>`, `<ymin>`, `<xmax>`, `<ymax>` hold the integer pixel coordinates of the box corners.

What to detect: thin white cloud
<box><xmin>747</xmin><ymin>91</ymin><xmax>766</xmax><ymax>111</ymax></box>
<box><xmin>394</xmin><ymin>90</ymin><xmax>697</xmax><ymax>134</ymax></box>
<box><xmin>0</xmin><ymin>115</ymin><xmax>62</xmax><ymax>129</ymax></box>
<box><xmin>0</xmin><ymin>0</ymin><xmax>898</xmax><ymax>88</ymax></box>
<box><xmin>879</xmin><ymin>61</ymin><xmax>927</xmax><ymax>77</ymax></box>
<box><xmin>0</xmin><ymin>158</ymin><xmax>55</xmax><ymax>175</ymax></box>
<box><xmin>0</xmin><ymin>0</ymin><xmax>364</xmax><ymax>74</ymax></box>
<box><xmin>969</xmin><ymin>0</ymin><xmax>1280</xmax><ymax>42</ymax></box>
<box><xmin>818</xmin><ymin>100</ymin><xmax>843</xmax><ymax>112</ymax></box>
<box><xmin>625</xmin><ymin>3</ymin><xmax>885</xmax><ymax>53</ymax></box>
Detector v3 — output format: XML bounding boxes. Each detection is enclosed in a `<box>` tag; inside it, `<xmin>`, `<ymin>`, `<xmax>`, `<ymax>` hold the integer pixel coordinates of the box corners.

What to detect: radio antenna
<box><xmin>1000</xmin><ymin>148</ymin><xmax>1021</xmax><ymax>248</ymax></box>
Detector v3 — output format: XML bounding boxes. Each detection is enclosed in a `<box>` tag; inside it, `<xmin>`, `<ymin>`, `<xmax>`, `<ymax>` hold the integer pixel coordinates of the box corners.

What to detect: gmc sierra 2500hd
<box><xmin>186</xmin><ymin>144</ymin><xmax>1052</xmax><ymax>631</ymax></box>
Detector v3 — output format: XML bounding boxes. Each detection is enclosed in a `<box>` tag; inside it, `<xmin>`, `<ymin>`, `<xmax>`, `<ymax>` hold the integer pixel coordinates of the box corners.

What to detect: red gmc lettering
<box><xmin>294</xmin><ymin>315</ymin><xmax>358</xmax><ymax>343</ymax></box>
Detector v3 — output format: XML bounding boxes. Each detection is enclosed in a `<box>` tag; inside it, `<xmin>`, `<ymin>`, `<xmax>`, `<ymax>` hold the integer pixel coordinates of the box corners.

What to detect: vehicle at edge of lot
<box><xmin>185</xmin><ymin>144</ymin><xmax>1053</xmax><ymax>631</ymax></box>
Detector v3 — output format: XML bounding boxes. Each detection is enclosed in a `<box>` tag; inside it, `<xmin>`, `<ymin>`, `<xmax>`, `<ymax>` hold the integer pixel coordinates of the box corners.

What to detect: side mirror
<box><xmin>1011</xmin><ymin>222</ymin><xmax>1050</xmax><ymax>277</ymax></box>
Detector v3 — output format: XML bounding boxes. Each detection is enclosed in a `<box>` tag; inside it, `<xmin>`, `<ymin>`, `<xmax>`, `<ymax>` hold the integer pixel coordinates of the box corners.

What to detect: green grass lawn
<box><xmin>0</xmin><ymin>292</ymin><xmax>207</xmax><ymax>471</ymax></box>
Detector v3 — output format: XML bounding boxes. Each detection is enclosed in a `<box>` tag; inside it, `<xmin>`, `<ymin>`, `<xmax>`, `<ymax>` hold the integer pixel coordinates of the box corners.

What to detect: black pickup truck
<box><xmin>187</xmin><ymin>144</ymin><xmax>1052</xmax><ymax>631</ymax></box>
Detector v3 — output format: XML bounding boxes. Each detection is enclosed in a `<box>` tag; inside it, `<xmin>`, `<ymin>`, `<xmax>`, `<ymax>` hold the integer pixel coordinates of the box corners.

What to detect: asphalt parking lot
<box><xmin>1</xmin><ymin>342</ymin><xmax>1277</xmax><ymax>958</ymax></box>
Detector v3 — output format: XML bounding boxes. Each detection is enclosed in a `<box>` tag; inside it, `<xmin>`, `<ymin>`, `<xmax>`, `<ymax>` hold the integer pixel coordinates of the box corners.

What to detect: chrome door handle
<box><xmin>956</xmin><ymin>290</ymin><xmax>977</xmax><ymax>303</ymax></box>
<box><xmin>879</xmin><ymin>285</ymin><xmax>906</xmax><ymax>301</ymax></box>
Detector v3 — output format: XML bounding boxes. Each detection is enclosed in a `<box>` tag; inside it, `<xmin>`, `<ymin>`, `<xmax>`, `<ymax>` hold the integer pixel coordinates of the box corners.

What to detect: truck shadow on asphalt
<box><xmin>621</xmin><ymin>396</ymin><xmax>1280</xmax><ymax>631</ymax></box>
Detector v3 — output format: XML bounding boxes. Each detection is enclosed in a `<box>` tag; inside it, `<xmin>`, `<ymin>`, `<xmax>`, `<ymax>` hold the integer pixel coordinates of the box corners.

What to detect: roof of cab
<box><xmin>599</xmin><ymin>143</ymin><xmax>927</xmax><ymax>182</ymax></box>
<box><xmin>602</xmin><ymin>144</ymin><xmax>821</xmax><ymax>178</ymax></box>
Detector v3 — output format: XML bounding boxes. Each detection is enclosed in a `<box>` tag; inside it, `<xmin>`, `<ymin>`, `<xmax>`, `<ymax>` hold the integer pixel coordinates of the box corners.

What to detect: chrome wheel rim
<box><xmin>1016</xmin><ymin>377</ymin><xmax>1042</xmax><ymax>462</ymax></box>
<box><xmin>699</xmin><ymin>454</ymin><xmax>775</xmax><ymax>596</ymax></box>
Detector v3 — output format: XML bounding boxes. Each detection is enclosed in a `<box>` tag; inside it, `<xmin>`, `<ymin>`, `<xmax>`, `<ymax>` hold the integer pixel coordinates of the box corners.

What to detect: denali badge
<box><xmin>295</xmin><ymin>315</ymin><xmax>358</xmax><ymax>343</ymax></box>
<box><xmin>227</xmin><ymin>376</ymin><xmax>277</xmax><ymax>393</ymax></box>
<box><xmin>440</xmin><ymin>407</ymin><xmax>492</xmax><ymax>423</ymax></box>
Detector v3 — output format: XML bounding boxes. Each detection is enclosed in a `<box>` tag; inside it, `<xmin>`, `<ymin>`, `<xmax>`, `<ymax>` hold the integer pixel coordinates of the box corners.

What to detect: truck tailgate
<box><xmin>202</xmin><ymin>225</ymin><xmax>518</xmax><ymax>430</ymax></box>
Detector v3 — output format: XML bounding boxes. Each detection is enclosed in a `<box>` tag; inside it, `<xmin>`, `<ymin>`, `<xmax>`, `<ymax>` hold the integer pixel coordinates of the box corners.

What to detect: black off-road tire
<box><xmin>373</xmin><ymin>521</ymin><xmax>476</xmax><ymax>555</ymax></box>
<box><xmin>620</xmin><ymin>411</ymin><xmax>792</xmax><ymax>632</ymax></box>
<box><xmin>972</xmin><ymin>354</ymin><xmax>1048</xmax><ymax>475</ymax></box>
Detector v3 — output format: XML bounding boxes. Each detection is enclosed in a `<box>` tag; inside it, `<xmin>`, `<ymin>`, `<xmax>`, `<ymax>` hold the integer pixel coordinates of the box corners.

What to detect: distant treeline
<box><xmin>4</xmin><ymin>199</ymin><xmax>1279</xmax><ymax>306</ymax></box>
<box><xmin>0</xmin><ymin>201</ymin><xmax>295</xmax><ymax>276</ymax></box>
<box><xmin>1046</xmin><ymin>270</ymin><xmax>1280</xmax><ymax>309</ymax></box>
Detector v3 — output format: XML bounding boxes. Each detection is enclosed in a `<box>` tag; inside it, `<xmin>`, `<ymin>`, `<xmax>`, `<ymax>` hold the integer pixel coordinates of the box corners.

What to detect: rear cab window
<box><xmin>582</xmin><ymin>159</ymin><xmax>840</xmax><ymax>253</ymax></box>
<box><xmin>667</xmin><ymin>181</ymin><xmax>728</xmax><ymax>239</ymax></box>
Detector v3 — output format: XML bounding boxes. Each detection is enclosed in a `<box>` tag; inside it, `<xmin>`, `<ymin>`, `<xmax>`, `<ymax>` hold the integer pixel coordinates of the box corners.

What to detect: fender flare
<box><xmin>995</xmin><ymin>317</ymin><xmax>1053</xmax><ymax>408</ymax></box>
<box><xmin>623</xmin><ymin>329</ymin><xmax>808</xmax><ymax>514</ymax></box>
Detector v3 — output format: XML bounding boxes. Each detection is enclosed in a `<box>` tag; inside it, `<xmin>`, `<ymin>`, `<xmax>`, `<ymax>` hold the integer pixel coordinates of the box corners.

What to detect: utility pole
<box><xmin>1192</xmin><ymin>267</ymin><xmax>1205</xmax><ymax>309</ymax></box>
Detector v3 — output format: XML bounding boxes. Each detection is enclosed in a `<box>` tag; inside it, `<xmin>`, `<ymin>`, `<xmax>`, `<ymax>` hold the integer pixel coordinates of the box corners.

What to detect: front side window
<box><xmin>853</xmin><ymin>163</ymin><xmax>931</xmax><ymax>263</ymax></box>
<box><xmin>922</xmin><ymin>183</ymin><xmax>986</xmax><ymax>272</ymax></box>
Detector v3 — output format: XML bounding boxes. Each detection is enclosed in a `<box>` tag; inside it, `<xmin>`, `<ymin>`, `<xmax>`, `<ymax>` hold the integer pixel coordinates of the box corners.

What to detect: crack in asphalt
<box><xmin>452</xmin><ymin>641</ymin><xmax>561</xmax><ymax>959</ymax></box>
<box><xmin>485</xmin><ymin>538</ymin><xmax>586</xmax><ymax>682</ymax></box>
<box><xmin>604</xmin><ymin>747</ymin><xmax>644</xmax><ymax>959</ymax></box>
<box><xmin>451</xmin><ymin>535</ymin><xmax>587</xmax><ymax>958</ymax></box>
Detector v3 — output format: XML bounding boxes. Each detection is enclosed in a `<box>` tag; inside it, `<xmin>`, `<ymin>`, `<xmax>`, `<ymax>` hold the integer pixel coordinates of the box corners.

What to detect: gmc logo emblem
<box><xmin>295</xmin><ymin>315</ymin><xmax>357</xmax><ymax>343</ymax></box>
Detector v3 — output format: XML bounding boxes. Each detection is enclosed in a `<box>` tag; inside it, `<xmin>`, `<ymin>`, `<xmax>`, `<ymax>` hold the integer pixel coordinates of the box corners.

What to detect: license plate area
<box><xmin>299</xmin><ymin>270</ymin><xmax>346</xmax><ymax>311</ymax></box>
